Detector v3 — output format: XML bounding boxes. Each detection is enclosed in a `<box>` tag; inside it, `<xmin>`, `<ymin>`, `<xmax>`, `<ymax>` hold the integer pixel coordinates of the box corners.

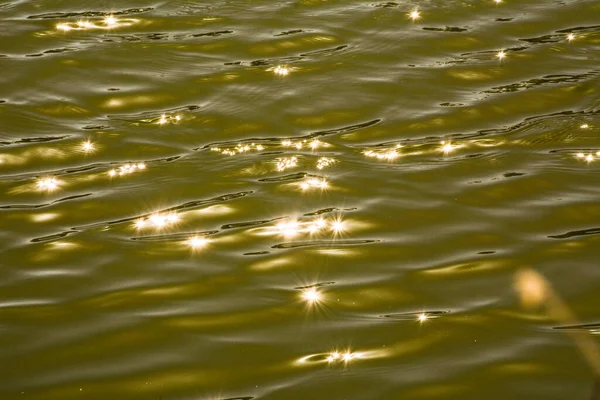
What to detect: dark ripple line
<box><xmin>300</xmin><ymin>44</ymin><xmax>350</xmax><ymax>57</ymax></box>
<box><xmin>549</xmin><ymin>227</ymin><xmax>600</xmax><ymax>239</ymax></box>
<box><xmin>258</xmin><ymin>172</ymin><xmax>306</xmax><ymax>182</ymax></box>
<box><xmin>30</xmin><ymin>230</ymin><xmax>79</xmax><ymax>243</ymax></box>
<box><xmin>195</xmin><ymin>119</ymin><xmax>381</xmax><ymax>152</ymax></box>
<box><xmin>294</xmin><ymin>281</ymin><xmax>336</xmax><ymax>289</ymax></box>
<box><xmin>0</xmin><ymin>135</ymin><xmax>69</xmax><ymax>147</ymax></box>
<box><xmin>274</xmin><ymin>29</ymin><xmax>306</xmax><ymax>36</ymax></box>
<box><xmin>423</xmin><ymin>26</ymin><xmax>467</xmax><ymax>33</ymax></box>
<box><xmin>221</xmin><ymin>218</ymin><xmax>281</xmax><ymax>230</ymax></box>
<box><xmin>242</xmin><ymin>251</ymin><xmax>270</xmax><ymax>256</ymax></box>
<box><xmin>380</xmin><ymin>310</ymin><xmax>449</xmax><ymax>320</ymax></box>
<box><xmin>0</xmin><ymin>194</ymin><xmax>92</xmax><ymax>210</ymax></box>
<box><xmin>355</xmin><ymin>109</ymin><xmax>600</xmax><ymax>150</ymax></box>
<box><xmin>72</xmin><ymin>191</ymin><xmax>254</xmax><ymax>230</ymax></box>
<box><xmin>27</xmin><ymin>7</ymin><xmax>153</xmax><ymax>19</ymax></box>
<box><xmin>272</xmin><ymin>239</ymin><xmax>380</xmax><ymax>249</ymax></box>
<box><xmin>485</xmin><ymin>70</ymin><xmax>599</xmax><ymax>94</ymax></box>
<box><xmin>131</xmin><ymin>230</ymin><xmax>218</xmax><ymax>242</ymax></box>
<box><xmin>0</xmin><ymin>155</ymin><xmax>182</xmax><ymax>182</ymax></box>
<box><xmin>308</xmin><ymin>119</ymin><xmax>382</xmax><ymax>139</ymax></box>
<box><xmin>553</xmin><ymin>322</ymin><xmax>600</xmax><ymax>331</ymax></box>
<box><xmin>303</xmin><ymin>207</ymin><xmax>357</xmax><ymax>216</ymax></box>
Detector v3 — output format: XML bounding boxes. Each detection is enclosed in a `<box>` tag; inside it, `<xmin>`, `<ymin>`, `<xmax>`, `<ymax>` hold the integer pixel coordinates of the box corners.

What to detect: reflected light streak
<box><xmin>187</xmin><ymin>236</ymin><xmax>209</xmax><ymax>249</ymax></box>
<box><xmin>300</xmin><ymin>177</ymin><xmax>328</xmax><ymax>191</ymax></box>
<box><xmin>54</xmin><ymin>16</ymin><xmax>137</xmax><ymax>32</ymax></box>
<box><xmin>260</xmin><ymin>216</ymin><xmax>349</xmax><ymax>238</ymax></box>
<box><xmin>77</xmin><ymin>20</ymin><xmax>93</xmax><ymax>29</ymax></box>
<box><xmin>211</xmin><ymin>143</ymin><xmax>264</xmax><ymax>156</ymax></box>
<box><xmin>135</xmin><ymin>212</ymin><xmax>180</xmax><ymax>230</ymax></box>
<box><xmin>276</xmin><ymin>220</ymin><xmax>300</xmax><ymax>237</ymax></box>
<box><xmin>104</xmin><ymin>15</ymin><xmax>117</xmax><ymax>27</ymax></box>
<box><xmin>441</xmin><ymin>141</ymin><xmax>456</xmax><ymax>154</ymax></box>
<box><xmin>157</xmin><ymin>114</ymin><xmax>181</xmax><ymax>125</ymax></box>
<box><xmin>317</xmin><ymin>157</ymin><xmax>336</xmax><ymax>170</ymax></box>
<box><xmin>56</xmin><ymin>23</ymin><xmax>71</xmax><ymax>32</ymax></box>
<box><xmin>37</xmin><ymin>177</ymin><xmax>61</xmax><ymax>192</ymax></box>
<box><xmin>408</xmin><ymin>10</ymin><xmax>421</xmax><ymax>21</ymax></box>
<box><xmin>328</xmin><ymin>349</ymin><xmax>362</xmax><ymax>364</ymax></box>
<box><xmin>308</xmin><ymin>217</ymin><xmax>327</xmax><ymax>234</ymax></box>
<box><xmin>576</xmin><ymin>153</ymin><xmax>595</xmax><ymax>163</ymax></box>
<box><xmin>276</xmin><ymin>156</ymin><xmax>298</xmax><ymax>172</ymax></box>
<box><xmin>301</xmin><ymin>287</ymin><xmax>323</xmax><ymax>305</ymax></box>
<box><xmin>273</xmin><ymin>65</ymin><xmax>290</xmax><ymax>76</ymax></box>
<box><xmin>330</xmin><ymin>219</ymin><xmax>345</xmax><ymax>235</ymax></box>
<box><xmin>109</xmin><ymin>163</ymin><xmax>146</xmax><ymax>177</ymax></box>
<box><xmin>81</xmin><ymin>140</ymin><xmax>95</xmax><ymax>153</ymax></box>
<box><xmin>581</xmin><ymin>124</ymin><xmax>589</xmax><ymax>129</ymax></box>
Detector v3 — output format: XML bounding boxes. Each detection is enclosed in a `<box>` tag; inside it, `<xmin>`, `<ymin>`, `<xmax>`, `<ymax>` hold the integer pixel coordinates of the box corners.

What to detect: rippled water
<box><xmin>2</xmin><ymin>1</ymin><xmax>600</xmax><ymax>399</ymax></box>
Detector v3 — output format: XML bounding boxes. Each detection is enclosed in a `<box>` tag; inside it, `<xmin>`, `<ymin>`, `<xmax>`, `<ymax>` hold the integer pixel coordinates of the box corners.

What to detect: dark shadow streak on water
<box><xmin>0</xmin><ymin>193</ymin><xmax>92</xmax><ymax>210</ymax></box>
<box><xmin>131</xmin><ymin>230</ymin><xmax>219</xmax><ymax>242</ymax></box>
<box><xmin>26</xmin><ymin>7</ymin><xmax>154</xmax><ymax>19</ymax></box>
<box><xmin>272</xmin><ymin>239</ymin><xmax>380</xmax><ymax>249</ymax></box>
<box><xmin>548</xmin><ymin>227</ymin><xmax>600</xmax><ymax>239</ymax></box>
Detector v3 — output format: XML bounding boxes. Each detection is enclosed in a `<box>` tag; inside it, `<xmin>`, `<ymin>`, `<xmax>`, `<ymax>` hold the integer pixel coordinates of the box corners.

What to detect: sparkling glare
<box><xmin>576</xmin><ymin>152</ymin><xmax>597</xmax><ymax>163</ymax></box>
<box><xmin>330</xmin><ymin>219</ymin><xmax>345</xmax><ymax>234</ymax></box>
<box><xmin>417</xmin><ymin>313</ymin><xmax>428</xmax><ymax>323</ymax></box>
<box><xmin>135</xmin><ymin>212</ymin><xmax>180</xmax><ymax>230</ymax></box>
<box><xmin>37</xmin><ymin>177</ymin><xmax>61</xmax><ymax>192</ymax></box>
<box><xmin>81</xmin><ymin>140</ymin><xmax>95</xmax><ymax>153</ymax></box>
<box><xmin>441</xmin><ymin>141</ymin><xmax>456</xmax><ymax>154</ymax></box>
<box><xmin>301</xmin><ymin>288</ymin><xmax>323</xmax><ymax>304</ymax></box>
<box><xmin>276</xmin><ymin>220</ymin><xmax>300</xmax><ymax>237</ymax></box>
<box><xmin>77</xmin><ymin>20</ymin><xmax>93</xmax><ymax>29</ymax></box>
<box><xmin>581</xmin><ymin>124</ymin><xmax>589</xmax><ymax>129</ymax></box>
<box><xmin>308</xmin><ymin>217</ymin><xmax>327</xmax><ymax>233</ymax></box>
<box><xmin>187</xmin><ymin>236</ymin><xmax>209</xmax><ymax>249</ymax></box>
<box><xmin>327</xmin><ymin>349</ymin><xmax>361</xmax><ymax>364</ymax></box>
<box><xmin>496</xmin><ymin>50</ymin><xmax>506</xmax><ymax>60</ymax></box>
<box><xmin>265</xmin><ymin>216</ymin><xmax>347</xmax><ymax>237</ymax></box>
<box><xmin>276</xmin><ymin>156</ymin><xmax>298</xmax><ymax>172</ymax></box>
<box><xmin>104</xmin><ymin>15</ymin><xmax>117</xmax><ymax>27</ymax></box>
<box><xmin>273</xmin><ymin>65</ymin><xmax>290</xmax><ymax>76</ymax></box>
<box><xmin>316</xmin><ymin>157</ymin><xmax>336</xmax><ymax>170</ymax></box>
<box><xmin>109</xmin><ymin>163</ymin><xmax>146</xmax><ymax>177</ymax></box>
<box><xmin>408</xmin><ymin>10</ymin><xmax>421</xmax><ymax>21</ymax></box>
<box><xmin>300</xmin><ymin>177</ymin><xmax>328</xmax><ymax>191</ymax></box>
<box><xmin>56</xmin><ymin>23</ymin><xmax>71</xmax><ymax>32</ymax></box>
<box><xmin>567</xmin><ymin>33</ymin><xmax>575</xmax><ymax>42</ymax></box>
<box><xmin>212</xmin><ymin>143</ymin><xmax>265</xmax><ymax>156</ymax></box>
<box><xmin>54</xmin><ymin>16</ymin><xmax>137</xmax><ymax>32</ymax></box>
<box><xmin>363</xmin><ymin>146</ymin><xmax>401</xmax><ymax>161</ymax></box>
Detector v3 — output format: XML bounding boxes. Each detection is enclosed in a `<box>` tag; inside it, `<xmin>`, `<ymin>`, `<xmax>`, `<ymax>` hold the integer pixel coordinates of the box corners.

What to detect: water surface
<box><xmin>1</xmin><ymin>1</ymin><xmax>600</xmax><ymax>399</ymax></box>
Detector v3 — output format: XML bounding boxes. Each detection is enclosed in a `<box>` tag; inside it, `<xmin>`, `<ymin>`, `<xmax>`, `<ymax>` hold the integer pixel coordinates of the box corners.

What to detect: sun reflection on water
<box><xmin>135</xmin><ymin>212</ymin><xmax>180</xmax><ymax>230</ymax></box>
<box><xmin>276</xmin><ymin>156</ymin><xmax>298</xmax><ymax>172</ymax></box>
<box><xmin>109</xmin><ymin>163</ymin><xmax>146</xmax><ymax>177</ymax></box>
<box><xmin>37</xmin><ymin>177</ymin><xmax>62</xmax><ymax>192</ymax></box>
<box><xmin>55</xmin><ymin>15</ymin><xmax>138</xmax><ymax>32</ymax></box>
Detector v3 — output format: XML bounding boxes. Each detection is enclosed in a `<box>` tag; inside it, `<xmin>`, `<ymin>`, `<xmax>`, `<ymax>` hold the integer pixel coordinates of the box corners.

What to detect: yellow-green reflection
<box><xmin>55</xmin><ymin>16</ymin><xmax>138</xmax><ymax>32</ymax></box>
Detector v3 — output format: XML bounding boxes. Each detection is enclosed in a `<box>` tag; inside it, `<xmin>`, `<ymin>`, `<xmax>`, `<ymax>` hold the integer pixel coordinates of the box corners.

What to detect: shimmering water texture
<box><xmin>1</xmin><ymin>0</ymin><xmax>600</xmax><ymax>399</ymax></box>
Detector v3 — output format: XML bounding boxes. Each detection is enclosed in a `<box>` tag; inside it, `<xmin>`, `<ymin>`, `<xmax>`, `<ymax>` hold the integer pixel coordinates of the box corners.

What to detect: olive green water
<box><xmin>1</xmin><ymin>1</ymin><xmax>600</xmax><ymax>399</ymax></box>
